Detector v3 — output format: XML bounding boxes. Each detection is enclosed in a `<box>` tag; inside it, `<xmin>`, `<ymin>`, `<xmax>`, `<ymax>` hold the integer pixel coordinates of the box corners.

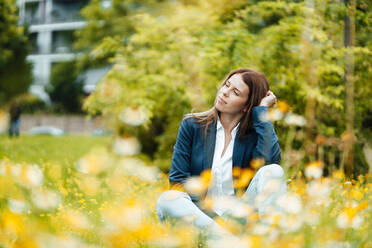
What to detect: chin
<box><xmin>215</xmin><ymin>103</ymin><xmax>222</xmax><ymax>112</ymax></box>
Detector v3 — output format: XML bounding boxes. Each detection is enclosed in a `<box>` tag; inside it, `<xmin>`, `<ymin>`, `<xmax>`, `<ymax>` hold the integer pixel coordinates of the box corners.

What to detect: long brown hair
<box><xmin>184</xmin><ymin>68</ymin><xmax>270</xmax><ymax>140</ymax></box>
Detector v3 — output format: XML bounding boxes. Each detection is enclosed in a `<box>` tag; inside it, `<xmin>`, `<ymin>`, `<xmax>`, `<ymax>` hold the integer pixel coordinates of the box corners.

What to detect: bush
<box><xmin>12</xmin><ymin>94</ymin><xmax>47</xmax><ymax>114</ymax></box>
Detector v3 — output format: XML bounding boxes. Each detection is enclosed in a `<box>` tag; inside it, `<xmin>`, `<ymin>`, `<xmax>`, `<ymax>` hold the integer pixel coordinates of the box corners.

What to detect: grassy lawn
<box><xmin>0</xmin><ymin>135</ymin><xmax>110</xmax><ymax>165</ymax></box>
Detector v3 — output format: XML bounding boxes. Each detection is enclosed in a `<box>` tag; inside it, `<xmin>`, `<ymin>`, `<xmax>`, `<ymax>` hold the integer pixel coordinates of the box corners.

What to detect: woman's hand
<box><xmin>259</xmin><ymin>90</ymin><xmax>277</xmax><ymax>108</ymax></box>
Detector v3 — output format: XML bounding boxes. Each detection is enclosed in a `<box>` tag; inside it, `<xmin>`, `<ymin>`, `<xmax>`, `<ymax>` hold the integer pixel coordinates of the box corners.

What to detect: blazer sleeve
<box><xmin>251</xmin><ymin>106</ymin><xmax>281</xmax><ymax>165</ymax></box>
<box><xmin>169</xmin><ymin>117</ymin><xmax>193</xmax><ymax>185</ymax></box>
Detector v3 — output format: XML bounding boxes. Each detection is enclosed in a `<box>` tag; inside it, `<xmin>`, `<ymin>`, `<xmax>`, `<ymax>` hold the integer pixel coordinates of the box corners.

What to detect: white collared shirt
<box><xmin>206</xmin><ymin>118</ymin><xmax>240</xmax><ymax>216</ymax></box>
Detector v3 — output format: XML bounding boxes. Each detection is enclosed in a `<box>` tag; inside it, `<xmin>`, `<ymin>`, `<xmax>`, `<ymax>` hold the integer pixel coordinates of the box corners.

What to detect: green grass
<box><xmin>0</xmin><ymin>134</ymin><xmax>110</xmax><ymax>166</ymax></box>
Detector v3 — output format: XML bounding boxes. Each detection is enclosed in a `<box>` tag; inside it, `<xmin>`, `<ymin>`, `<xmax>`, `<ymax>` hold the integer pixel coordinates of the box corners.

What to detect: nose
<box><xmin>222</xmin><ymin>87</ymin><xmax>229</xmax><ymax>97</ymax></box>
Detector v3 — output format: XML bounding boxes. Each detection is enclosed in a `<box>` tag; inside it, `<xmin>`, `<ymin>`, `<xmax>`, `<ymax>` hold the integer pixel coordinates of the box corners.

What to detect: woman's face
<box><xmin>215</xmin><ymin>73</ymin><xmax>249</xmax><ymax>115</ymax></box>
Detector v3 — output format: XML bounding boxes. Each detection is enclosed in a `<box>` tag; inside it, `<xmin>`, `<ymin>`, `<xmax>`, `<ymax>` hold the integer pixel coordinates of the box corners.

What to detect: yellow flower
<box><xmin>277</xmin><ymin>100</ymin><xmax>290</xmax><ymax>113</ymax></box>
<box><xmin>304</xmin><ymin>161</ymin><xmax>324</xmax><ymax>179</ymax></box>
<box><xmin>350</xmin><ymin>189</ymin><xmax>363</xmax><ymax>200</ymax></box>
<box><xmin>2</xmin><ymin>210</ymin><xmax>25</xmax><ymax>235</ymax></box>
<box><xmin>250</xmin><ymin>158</ymin><xmax>265</xmax><ymax>170</ymax></box>
<box><xmin>234</xmin><ymin>168</ymin><xmax>254</xmax><ymax>188</ymax></box>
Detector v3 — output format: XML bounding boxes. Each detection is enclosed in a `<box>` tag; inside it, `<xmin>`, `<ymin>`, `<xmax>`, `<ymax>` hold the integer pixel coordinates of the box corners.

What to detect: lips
<box><xmin>218</xmin><ymin>97</ymin><xmax>227</xmax><ymax>104</ymax></box>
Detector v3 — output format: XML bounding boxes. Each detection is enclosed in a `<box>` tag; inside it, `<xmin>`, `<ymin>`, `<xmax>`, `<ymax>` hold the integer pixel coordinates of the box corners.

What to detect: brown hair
<box><xmin>184</xmin><ymin>68</ymin><xmax>270</xmax><ymax>140</ymax></box>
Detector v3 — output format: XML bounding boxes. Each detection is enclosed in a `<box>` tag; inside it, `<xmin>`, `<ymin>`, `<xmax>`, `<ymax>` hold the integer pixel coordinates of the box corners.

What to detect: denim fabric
<box><xmin>157</xmin><ymin>164</ymin><xmax>286</xmax><ymax>230</ymax></box>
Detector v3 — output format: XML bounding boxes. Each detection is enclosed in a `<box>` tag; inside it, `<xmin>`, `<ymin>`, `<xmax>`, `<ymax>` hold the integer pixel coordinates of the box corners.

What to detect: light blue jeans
<box><xmin>156</xmin><ymin>164</ymin><xmax>286</xmax><ymax>229</ymax></box>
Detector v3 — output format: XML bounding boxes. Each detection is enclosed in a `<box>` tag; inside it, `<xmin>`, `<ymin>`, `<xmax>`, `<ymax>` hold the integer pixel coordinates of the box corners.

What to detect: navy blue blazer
<box><xmin>169</xmin><ymin>106</ymin><xmax>281</xmax><ymax>193</ymax></box>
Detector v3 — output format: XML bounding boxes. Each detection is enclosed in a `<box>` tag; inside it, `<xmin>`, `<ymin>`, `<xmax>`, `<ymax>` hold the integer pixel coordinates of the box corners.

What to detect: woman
<box><xmin>156</xmin><ymin>68</ymin><xmax>286</xmax><ymax>231</ymax></box>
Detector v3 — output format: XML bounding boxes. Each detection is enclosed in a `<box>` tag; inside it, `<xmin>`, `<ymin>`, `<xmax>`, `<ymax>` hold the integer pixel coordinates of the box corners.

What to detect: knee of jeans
<box><xmin>258</xmin><ymin>164</ymin><xmax>285</xmax><ymax>179</ymax></box>
<box><xmin>156</xmin><ymin>190</ymin><xmax>188</xmax><ymax>214</ymax></box>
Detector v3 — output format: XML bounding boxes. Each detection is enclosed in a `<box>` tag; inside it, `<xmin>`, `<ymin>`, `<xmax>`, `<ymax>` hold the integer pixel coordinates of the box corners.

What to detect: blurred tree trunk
<box><xmin>344</xmin><ymin>0</ymin><xmax>355</xmax><ymax>178</ymax></box>
<box><xmin>303</xmin><ymin>0</ymin><xmax>317</xmax><ymax>161</ymax></box>
<box><xmin>303</xmin><ymin>39</ymin><xmax>317</xmax><ymax>161</ymax></box>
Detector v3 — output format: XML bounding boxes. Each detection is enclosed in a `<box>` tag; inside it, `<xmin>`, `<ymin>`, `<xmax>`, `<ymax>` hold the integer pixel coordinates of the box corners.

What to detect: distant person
<box><xmin>9</xmin><ymin>102</ymin><xmax>21</xmax><ymax>137</ymax></box>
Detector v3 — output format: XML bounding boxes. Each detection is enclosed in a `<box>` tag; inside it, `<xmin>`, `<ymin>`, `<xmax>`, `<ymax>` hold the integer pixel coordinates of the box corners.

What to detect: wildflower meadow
<box><xmin>0</xmin><ymin>106</ymin><xmax>371</xmax><ymax>248</ymax></box>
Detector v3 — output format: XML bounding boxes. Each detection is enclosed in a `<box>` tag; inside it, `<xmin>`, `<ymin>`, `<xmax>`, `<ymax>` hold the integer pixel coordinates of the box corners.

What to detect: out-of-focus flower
<box><xmin>259</xmin><ymin>109</ymin><xmax>283</xmax><ymax>122</ymax></box>
<box><xmin>17</xmin><ymin>164</ymin><xmax>44</xmax><ymax>188</ymax></box>
<box><xmin>119</xmin><ymin>157</ymin><xmax>159</xmax><ymax>182</ymax></box>
<box><xmin>234</xmin><ymin>168</ymin><xmax>254</xmax><ymax>188</ymax></box>
<box><xmin>252</xmin><ymin>223</ymin><xmax>270</xmax><ymax>235</ymax></box>
<box><xmin>76</xmin><ymin>149</ymin><xmax>111</xmax><ymax>175</ymax></box>
<box><xmin>122</xmin><ymin>206</ymin><xmax>144</xmax><ymax>231</ymax></box>
<box><xmin>0</xmin><ymin>111</ymin><xmax>8</xmax><ymax>133</ymax></box>
<box><xmin>184</xmin><ymin>176</ymin><xmax>208</xmax><ymax>196</ymax></box>
<box><xmin>106</xmin><ymin>172</ymin><xmax>127</xmax><ymax>192</ymax></box>
<box><xmin>336</xmin><ymin>209</ymin><xmax>363</xmax><ymax>229</ymax></box>
<box><xmin>37</xmin><ymin>233</ymin><xmax>90</xmax><ymax>248</ymax></box>
<box><xmin>32</xmin><ymin>188</ymin><xmax>61</xmax><ymax>210</ymax></box>
<box><xmin>277</xmin><ymin>100</ymin><xmax>290</xmax><ymax>113</ymax></box>
<box><xmin>355</xmin><ymin>201</ymin><xmax>368</xmax><ymax>212</ymax></box>
<box><xmin>60</xmin><ymin>209</ymin><xmax>91</xmax><ymax>231</ymax></box>
<box><xmin>0</xmin><ymin>160</ymin><xmax>13</xmax><ymax>176</ymax></box>
<box><xmin>119</xmin><ymin>106</ymin><xmax>148</xmax><ymax>126</ymax></box>
<box><xmin>324</xmin><ymin>241</ymin><xmax>349</xmax><ymax>248</ymax></box>
<box><xmin>332</xmin><ymin>170</ymin><xmax>345</xmax><ymax>180</ymax></box>
<box><xmin>350</xmin><ymin>189</ymin><xmax>364</xmax><ymax>201</ymax></box>
<box><xmin>279</xmin><ymin>214</ymin><xmax>304</xmax><ymax>232</ymax></box>
<box><xmin>341</xmin><ymin>131</ymin><xmax>354</xmax><ymax>142</ymax></box>
<box><xmin>207</xmin><ymin>234</ymin><xmax>249</xmax><ymax>248</ymax></box>
<box><xmin>1</xmin><ymin>210</ymin><xmax>25</xmax><ymax>235</ymax></box>
<box><xmin>11</xmin><ymin>163</ymin><xmax>22</xmax><ymax>177</ymax></box>
<box><xmin>307</xmin><ymin>179</ymin><xmax>331</xmax><ymax>198</ymax></box>
<box><xmin>315</xmin><ymin>135</ymin><xmax>327</xmax><ymax>145</ymax></box>
<box><xmin>284</xmin><ymin>113</ymin><xmax>306</xmax><ymax>126</ymax></box>
<box><xmin>8</xmin><ymin>198</ymin><xmax>28</xmax><ymax>214</ymax></box>
<box><xmin>276</xmin><ymin>193</ymin><xmax>302</xmax><ymax>214</ymax></box>
<box><xmin>102</xmin><ymin>200</ymin><xmax>145</xmax><ymax>232</ymax></box>
<box><xmin>304</xmin><ymin>209</ymin><xmax>320</xmax><ymax>225</ymax></box>
<box><xmin>305</xmin><ymin>161</ymin><xmax>324</xmax><ymax>179</ymax></box>
<box><xmin>113</xmin><ymin>136</ymin><xmax>141</xmax><ymax>156</ymax></box>
<box><xmin>76</xmin><ymin>175</ymin><xmax>101</xmax><ymax>195</ymax></box>
<box><xmin>148</xmin><ymin>236</ymin><xmax>182</xmax><ymax>248</ymax></box>
<box><xmin>148</xmin><ymin>225</ymin><xmax>196</xmax><ymax>248</ymax></box>
<box><xmin>214</xmin><ymin>196</ymin><xmax>253</xmax><ymax>218</ymax></box>
<box><xmin>250</xmin><ymin>158</ymin><xmax>265</xmax><ymax>170</ymax></box>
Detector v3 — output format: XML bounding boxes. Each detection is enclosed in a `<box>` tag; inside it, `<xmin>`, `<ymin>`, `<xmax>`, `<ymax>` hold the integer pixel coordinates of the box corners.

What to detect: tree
<box><xmin>0</xmin><ymin>0</ymin><xmax>32</xmax><ymax>104</ymax></box>
<box><xmin>47</xmin><ymin>60</ymin><xmax>84</xmax><ymax>113</ymax></box>
<box><xmin>80</xmin><ymin>0</ymin><xmax>371</xmax><ymax>175</ymax></box>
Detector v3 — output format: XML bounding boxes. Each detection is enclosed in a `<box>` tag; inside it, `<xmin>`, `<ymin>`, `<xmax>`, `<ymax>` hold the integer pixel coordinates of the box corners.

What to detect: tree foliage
<box><xmin>47</xmin><ymin>61</ymin><xmax>85</xmax><ymax>113</ymax></box>
<box><xmin>79</xmin><ymin>0</ymin><xmax>371</xmax><ymax>174</ymax></box>
<box><xmin>0</xmin><ymin>0</ymin><xmax>32</xmax><ymax>104</ymax></box>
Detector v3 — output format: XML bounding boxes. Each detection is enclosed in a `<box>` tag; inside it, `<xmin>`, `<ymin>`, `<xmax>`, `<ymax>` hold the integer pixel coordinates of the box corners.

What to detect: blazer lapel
<box><xmin>203</xmin><ymin>121</ymin><xmax>217</xmax><ymax>171</ymax></box>
<box><xmin>232</xmin><ymin>130</ymin><xmax>245</xmax><ymax>169</ymax></box>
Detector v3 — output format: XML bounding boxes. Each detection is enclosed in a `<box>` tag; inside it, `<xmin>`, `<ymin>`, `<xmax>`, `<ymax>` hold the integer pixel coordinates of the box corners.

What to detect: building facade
<box><xmin>17</xmin><ymin>0</ymin><xmax>89</xmax><ymax>102</ymax></box>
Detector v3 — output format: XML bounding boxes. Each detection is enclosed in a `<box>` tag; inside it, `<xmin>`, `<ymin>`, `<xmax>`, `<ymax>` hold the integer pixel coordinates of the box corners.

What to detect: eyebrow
<box><xmin>227</xmin><ymin>80</ymin><xmax>242</xmax><ymax>93</ymax></box>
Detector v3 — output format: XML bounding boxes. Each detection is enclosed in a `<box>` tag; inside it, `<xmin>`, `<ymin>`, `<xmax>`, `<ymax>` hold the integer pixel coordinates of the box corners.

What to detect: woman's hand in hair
<box><xmin>259</xmin><ymin>90</ymin><xmax>277</xmax><ymax>108</ymax></box>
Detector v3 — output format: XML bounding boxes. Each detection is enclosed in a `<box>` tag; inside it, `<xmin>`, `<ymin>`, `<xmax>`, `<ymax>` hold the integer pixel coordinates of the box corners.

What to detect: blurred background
<box><xmin>0</xmin><ymin>1</ymin><xmax>371</xmax><ymax>247</ymax></box>
<box><xmin>1</xmin><ymin>0</ymin><xmax>370</xmax><ymax>175</ymax></box>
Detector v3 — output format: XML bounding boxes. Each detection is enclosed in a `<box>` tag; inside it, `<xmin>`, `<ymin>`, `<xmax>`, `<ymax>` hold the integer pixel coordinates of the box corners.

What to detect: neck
<box><xmin>219</xmin><ymin>112</ymin><xmax>243</xmax><ymax>133</ymax></box>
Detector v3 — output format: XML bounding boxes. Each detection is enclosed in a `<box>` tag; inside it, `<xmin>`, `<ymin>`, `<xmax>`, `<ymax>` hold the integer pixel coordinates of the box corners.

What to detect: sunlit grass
<box><xmin>0</xmin><ymin>135</ymin><xmax>110</xmax><ymax>165</ymax></box>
